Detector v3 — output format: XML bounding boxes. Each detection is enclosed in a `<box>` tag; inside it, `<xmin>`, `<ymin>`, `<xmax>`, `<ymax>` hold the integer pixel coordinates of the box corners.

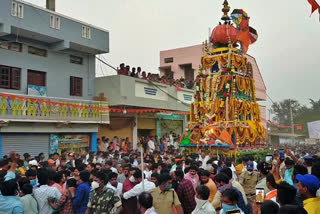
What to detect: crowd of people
<box><xmin>0</xmin><ymin>136</ymin><xmax>319</xmax><ymax>214</ymax></box>
<box><xmin>117</xmin><ymin>63</ymin><xmax>194</xmax><ymax>89</ymax></box>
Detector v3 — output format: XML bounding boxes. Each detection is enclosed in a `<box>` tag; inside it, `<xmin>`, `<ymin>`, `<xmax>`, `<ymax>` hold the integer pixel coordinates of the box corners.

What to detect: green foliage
<box><xmin>270</xmin><ymin>99</ymin><xmax>320</xmax><ymax>137</ymax></box>
<box><xmin>236</xmin><ymin>150</ymin><xmax>269</xmax><ymax>164</ymax></box>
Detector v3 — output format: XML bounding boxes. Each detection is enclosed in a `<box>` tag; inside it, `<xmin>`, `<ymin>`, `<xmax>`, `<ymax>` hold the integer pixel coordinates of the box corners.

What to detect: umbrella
<box><xmin>231</xmin><ymin>9</ymin><xmax>248</xmax><ymax>27</ymax></box>
<box><xmin>249</xmin><ymin>27</ymin><xmax>258</xmax><ymax>44</ymax></box>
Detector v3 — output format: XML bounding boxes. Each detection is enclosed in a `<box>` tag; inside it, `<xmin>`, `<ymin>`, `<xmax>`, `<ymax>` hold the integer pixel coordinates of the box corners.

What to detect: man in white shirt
<box><xmin>198</xmin><ymin>151</ymin><xmax>210</xmax><ymax>169</ymax></box>
<box><xmin>123</xmin><ymin>169</ymin><xmax>155</xmax><ymax>200</ymax></box>
<box><xmin>192</xmin><ymin>185</ymin><xmax>216</xmax><ymax>214</ymax></box>
<box><xmin>105</xmin><ymin>160</ymin><xmax>118</xmax><ymax>174</ymax></box>
<box><xmin>143</xmin><ymin>162</ymin><xmax>153</xmax><ymax>180</ymax></box>
<box><xmin>33</xmin><ymin>168</ymin><xmax>61</xmax><ymax>214</ymax></box>
<box><xmin>106</xmin><ymin>172</ymin><xmax>123</xmax><ymax>197</ymax></box>
<box><xmin>169</xmin><ymin>132</ymin><xmax>174</xmax><ymax>147</ymax></box>
<box><xmin>148</xmin><ymin>137</ymin><xmax>155</xmax><ymax>153</ymax></box>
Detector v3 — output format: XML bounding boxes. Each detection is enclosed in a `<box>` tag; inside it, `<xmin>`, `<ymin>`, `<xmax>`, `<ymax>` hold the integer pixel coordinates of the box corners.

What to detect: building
<box><xmin>159</xmin><ymin>44</ymin><xmax>267</xmax><ymax>126</ymax></box>
<box><xmin>0</xmin><ymin>0</ymin><xmax>109</xmax><ymax>158</ymax></box>
<box><xmin>95</xmin><ymin>75</ymin><xmax>193</xmax><ymax>149</ymax></box>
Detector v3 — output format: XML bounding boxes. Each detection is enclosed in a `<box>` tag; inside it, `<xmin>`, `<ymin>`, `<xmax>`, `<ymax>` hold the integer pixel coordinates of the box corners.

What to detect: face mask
<box><xmin>222</xmin><ymin>203</ymin><xmax>239</xmax><ymax>212</ymax></box>
<box><xmin>185</xmin><ymin>128</ymin><xmax>189</xmax><ymax>131</ymax></box>
<box><xmin>218</xmin><ymin>183</ymin><xmax>231</xmax><ymax>193</ymax></box>
<box><xmin>157</xmin><ymin>170</ymin><xmax>161</xmax><ymax>174</ymax></box>
<box><xmin>30</xmin><ymin>179</ymin><xmax>38</xmax><ymax>188</ymax></box>
<box><xmin>164</xmin><ymin>184</ymin><xmax>172</xmax><ymax>191</ymax></box>
<box><xmin>129</xmin><ymin>176</ymin><xmax>136</xmax><ymax>183</ymax></box>
<box><xmin>91</xmin><ymin>181</ymin><xmax>99</xmax><ymax>190</ymax></box>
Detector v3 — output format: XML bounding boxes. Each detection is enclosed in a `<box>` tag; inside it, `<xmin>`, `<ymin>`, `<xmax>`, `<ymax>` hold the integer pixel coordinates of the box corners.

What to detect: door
<box><xmin>181</xmin><ymin>64</ymin><xmax>194</xmax><ymax>82</ymax></box>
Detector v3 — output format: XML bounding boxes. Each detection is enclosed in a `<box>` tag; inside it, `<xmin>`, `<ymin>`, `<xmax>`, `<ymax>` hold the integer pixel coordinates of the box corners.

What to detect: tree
<box><xmin>295</xmin><ymin>99</ymin><xmax>320</xmax><ymax>136</ymax></box>
<box><xmin>270</xmin><ymin>99</ymin><xmax>320</xmax><ymax>136</ymax></box>
<box><xmin>271</xmin><ymin>99</ymin><xmax>301</xmax><ymax>126</ymax></box>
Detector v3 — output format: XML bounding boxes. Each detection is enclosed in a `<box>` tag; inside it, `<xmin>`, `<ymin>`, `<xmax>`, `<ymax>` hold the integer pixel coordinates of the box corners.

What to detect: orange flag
<box><xmin>218</xmin><ymin>130</ymin><xmax>233</xmax><ymax>145</ymax></box>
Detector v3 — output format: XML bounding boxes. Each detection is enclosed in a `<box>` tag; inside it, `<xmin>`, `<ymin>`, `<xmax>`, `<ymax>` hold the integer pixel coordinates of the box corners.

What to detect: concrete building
<box><xmin>95</xmin><ymin>75</ymin><xmax>193</xmax><ymax>149</ymax></box>
<box><xmin>0</xmin><ymin>0</ymin><xmax>109</xmax><ymax>157</ymax></box>
<box><xmin>159</xmin><ymin>44</ymin><xmax>267</xmax><ymax>126</ymax></box>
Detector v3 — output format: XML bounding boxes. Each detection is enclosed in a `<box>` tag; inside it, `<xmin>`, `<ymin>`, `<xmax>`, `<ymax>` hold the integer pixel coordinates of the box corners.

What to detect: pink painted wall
<box><xmin>247</xmin><ymin>55</ymin><xmax>267</xmax><ymax>101</ymax></box>
<box><xmin>159</xmin><ymin>44</ymin><xmax>203</xmax><ymax>80</ymax></box>
<box><xmin>159</xmin><ymin>44</ymin><xmax>267</xmax><ymax>101</ymax></box>
<box><xmin>259</xmin><ymin>105</ymin><xmax>267</xmax><ymax>128</ymax></box>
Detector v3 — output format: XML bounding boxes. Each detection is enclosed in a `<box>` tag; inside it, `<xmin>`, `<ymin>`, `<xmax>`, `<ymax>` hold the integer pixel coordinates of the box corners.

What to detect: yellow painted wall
<box><xmin>98</xmin><ymin>116</ymin><xmax>134</xmax><ymax>142</ymax></box>
<box><xmin>98</xmin><ymin>125</ymin><xmax>133</xmax><ymax>142</ymax></box>
<box><xmin>138</xmin><ymin>118</ymin><xmax>156</xmax><ymax>129</ymax></box>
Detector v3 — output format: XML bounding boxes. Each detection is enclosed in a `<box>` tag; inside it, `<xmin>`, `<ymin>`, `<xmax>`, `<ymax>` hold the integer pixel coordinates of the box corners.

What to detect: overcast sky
<box><xmin>28</xmin><ymin>0</ymin><xmax>320</xmax><ymax>107</ymax></box>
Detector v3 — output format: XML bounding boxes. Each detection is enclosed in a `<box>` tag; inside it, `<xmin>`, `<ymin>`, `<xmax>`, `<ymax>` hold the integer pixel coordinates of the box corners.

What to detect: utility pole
<box><xmin>141</xmin><ymin>144</ymin><xmax>144</xmax><ymax>191</ymax></box>
<box><xmin>289</xmin><ymin>99</ymin><xmax>295</xmax><ymax>144</ymax></box>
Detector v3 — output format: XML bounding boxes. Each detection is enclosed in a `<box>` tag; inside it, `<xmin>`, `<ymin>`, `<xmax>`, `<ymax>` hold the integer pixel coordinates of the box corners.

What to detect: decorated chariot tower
<box><xmin>181</xmin><ymin>0</ymin><xmax>266</xmax><ymax>154</ymax></box>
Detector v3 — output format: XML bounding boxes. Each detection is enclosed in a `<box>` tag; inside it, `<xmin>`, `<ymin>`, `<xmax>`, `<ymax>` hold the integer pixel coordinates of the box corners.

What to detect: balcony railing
<box><xmin>0</xmin><ymin>92</ymin><xmax>109</xmax><ymax>124</ymax></box>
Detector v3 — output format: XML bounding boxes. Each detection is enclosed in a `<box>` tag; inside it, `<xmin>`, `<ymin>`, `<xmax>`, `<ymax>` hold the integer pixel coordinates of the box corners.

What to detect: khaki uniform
<box><xmin>150</xmin><ymin>187</ymin><xmax>181</xmax><ymax>214</ymax></box>
<box><xmin>239</xmin><ymin>171</ymin><xmax>259</xmax><ymax>204</ymax></box>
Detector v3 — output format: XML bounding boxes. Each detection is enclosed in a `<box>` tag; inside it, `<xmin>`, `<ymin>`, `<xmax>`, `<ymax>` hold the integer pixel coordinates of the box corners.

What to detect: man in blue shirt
<box><xmin>214</xmin><ymin>173</ymin><xmax>250</xmax><ymax>214</ymax></box>
<box><xmin>0</xmin><ymin>178</ymin><xmax>24</xmax><ymax>214</ymax></box>
<box><xmin>71</xmin><ymin>170</ymin><xmax>91</xmax><ymax>214</ymax></box>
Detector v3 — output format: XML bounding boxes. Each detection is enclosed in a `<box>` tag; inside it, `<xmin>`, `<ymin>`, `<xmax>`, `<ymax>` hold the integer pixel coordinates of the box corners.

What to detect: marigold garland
<box><xmin>189</xmin><ymin>48</ymin><xmax>265</xmax><ymax>147</ymax></box>
<box><xmin>217</xmin><ymin>76</ymin><xmax>227</xmax><ymax>92</ymax></box>
<box><xmin>202</xmin><ymin>53</ymin><xmax>248</xmax><ymax>70</ymax></box>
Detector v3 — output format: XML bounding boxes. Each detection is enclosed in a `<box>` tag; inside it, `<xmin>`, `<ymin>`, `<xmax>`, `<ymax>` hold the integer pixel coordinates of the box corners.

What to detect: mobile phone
<box><xmin>279</xmin><ymin>149</ymin><xmax>285</xmax><ymax>161</ymax></box>
<box><xmin>265</xmin><ymin>155</ymin><xmax>273</xmax><ymax>164</ymax></box>
<box><xmin>226</xmin><ymin>210</ymin><xmax>241</xmax><ymax>214</ymax></box>
<box><xmin>256</xmin><ymin>188</ymin><xmax>265</xmax><ymax>204</ymax></box>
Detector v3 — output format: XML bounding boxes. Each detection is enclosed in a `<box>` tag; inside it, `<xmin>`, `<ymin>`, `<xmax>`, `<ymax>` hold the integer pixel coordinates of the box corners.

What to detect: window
<box><xmin>82</xmin><ymin>25</ymin><xmax>91</xmax><ymax>39</ymax></box>
<box><xmin>82</xmin><ymin>26</ymin><xmax>87</xmax><ymax>38</ymax></box>
<box><xmin>55</xmin><ymin>17</ymin><xmax>60</xmax><ymax>30</ymax></box>
<box><xmin>70</xmin><ymin>55</ymin><xmax>83</xmax><ymax>65</ymax></box>
<box><xmin>28</xmin><ymin>70</ymin><xmax>46</xmax><ymax>87</ymax></box>
<box><xmin>87</xmin><ymin>27</ymin><xmax>91</xmax><ymax>39</ymax></box>
<box><xmin>50</xmin><ymin>15</ymin><xmax>55</xmax><ymax>28</ymax></box>
<box><xmin>12</xmin><ymin>2</ymin><xmax>23</xmax><ymax>18</ymax></box>
<box><xmin>164</xmin><ymin>57</ymin><xmax>174</xmax><ymax>63</ymax></box>
<box><xmin>0</xmin><ymin>42</ymin><xmax>22</xmax><ymax>52</ymax></box>
<box><xmin>17</xmin><ymin>4</ymin><xmax>24</xmax><ymax>18</ymax></box>
<box><xmin>0</xmin><ymin>65</ymin><xmax>21</xmax><ymax>90</ymax></box>
<box><xmin>28</xmin><ymin>46</ymin><xmax>47</xmax><ymax>57</ymax></box>
<box><xmin>50</xmin><ymin>15</ymin><xmax>60</xmax><ymax>30</ymax></box>
<box><xmin>11</xmin><ymin>2</ymin><xmax>17</xmax><ymax>16</ymax></box>
<box><xmin>70</xmin><ymin>76</ymin><xmax>83</xmax><ymax>96</ymax></box>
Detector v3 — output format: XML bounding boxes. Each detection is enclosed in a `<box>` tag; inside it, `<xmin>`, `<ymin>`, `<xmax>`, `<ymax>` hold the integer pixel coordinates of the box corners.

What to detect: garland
<box><xmin>202</xmin><ymin>53</ymin><xmax>248</xmax><ymax>69</ymax></box>
<box><xmin>217</xmin><ymin>76</ymin><xmax>227</xmax><ymax>92</ymax></box>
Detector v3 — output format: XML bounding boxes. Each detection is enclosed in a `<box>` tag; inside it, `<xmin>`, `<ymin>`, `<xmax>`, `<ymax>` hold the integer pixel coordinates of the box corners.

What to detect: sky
<box><xmin>27</xmin><ymin>0</ymin><xmax>320</xmax><ymax>108</ymax></box>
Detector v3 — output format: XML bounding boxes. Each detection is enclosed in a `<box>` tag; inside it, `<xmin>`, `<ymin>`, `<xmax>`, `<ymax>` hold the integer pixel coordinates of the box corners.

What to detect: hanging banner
<box><xmin>28</xmin><ymin>85</ymin><xmax>47</xmax><ymax>97</ymax></box>
<box><xmin>307</xmin><ymin>120</ymin><xmax>320</xmax><ymax>139</ymax></box>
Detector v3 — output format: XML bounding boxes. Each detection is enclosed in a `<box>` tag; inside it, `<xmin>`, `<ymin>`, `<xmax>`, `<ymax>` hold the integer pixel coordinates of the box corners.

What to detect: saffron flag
<box><xmin>307</xmin><ymin>0</ymin><xmax>320</xmax><ymax>21</ymax></box>
<box><xmin>308</xmin><ymin>0</ymin><xmax>319</xmax><ymax>15</ymax></box>
<box><xmin>218</xmin><ymin>130</ymin><xmax>233</xmax><ymax>145</ymax></box>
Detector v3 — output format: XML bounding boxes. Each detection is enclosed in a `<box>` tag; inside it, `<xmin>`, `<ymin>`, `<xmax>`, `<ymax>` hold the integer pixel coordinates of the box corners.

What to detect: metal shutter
<box><xmin>1</xmin><ymin>134</ymin><xmax>49</xmax><ymax>159</ymax></box>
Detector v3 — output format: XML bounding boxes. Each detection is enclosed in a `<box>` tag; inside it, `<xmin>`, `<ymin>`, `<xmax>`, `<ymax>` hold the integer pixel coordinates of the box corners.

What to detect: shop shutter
<box><xmin>1</xmin><ymin>134</ymin><xmax>49</xmax><ymax>159</ymax></box>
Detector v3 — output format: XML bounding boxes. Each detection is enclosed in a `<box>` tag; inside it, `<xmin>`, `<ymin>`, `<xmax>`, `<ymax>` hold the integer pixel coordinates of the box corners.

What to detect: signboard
<box><xmin>307</xmin><ymin>120</ymin><xmax>320</xmax><ymax>139</ymax></box>
<box><xmin>50</xmin><ymin>134</ymin><xmax>90</xmax><ymax>154</ymax></box>
<box><xmin>28</xmin><ymin>85</ymin><xmax>47</xmax><ymax>97</ymax></box>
